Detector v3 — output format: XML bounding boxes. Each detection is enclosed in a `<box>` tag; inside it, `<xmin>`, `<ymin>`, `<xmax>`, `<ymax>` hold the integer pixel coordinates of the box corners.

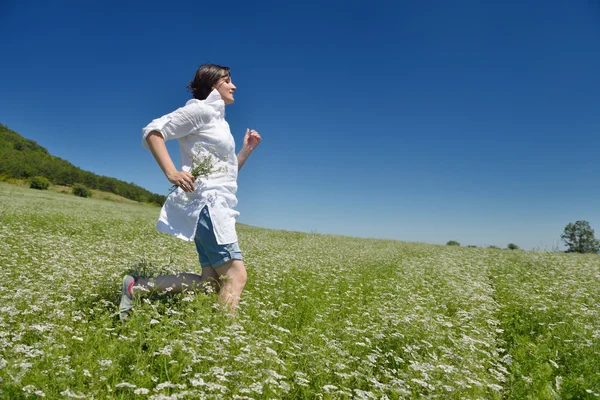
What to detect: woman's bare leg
<box><xmin>135</xmin><ymin>268</ymin><xmax>220</xmax><ymax>295</ymax></box>
<box><xmin>214</xmin><ymin>259</ymin><xmax>247</xmax><ymax>313</ymax></box>
<box><xmin>119</xmin><ymin>264</ymin><xmax>240</xmax><ymax>319</ymax></box>
<box><xmin>119</xmin><ymin>273</ymin><xmax>202</xmax><ymax>320</ymax></box>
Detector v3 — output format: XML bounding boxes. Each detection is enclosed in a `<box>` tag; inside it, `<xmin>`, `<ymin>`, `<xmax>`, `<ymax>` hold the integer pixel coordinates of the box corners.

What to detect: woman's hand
<box><xmin>167</xmin><ymin>170</ymin><xmax>195</xmax><ymax>192</ymax></box>
<box><xmin>244</xmin><ymin>129</ymin><xmax>262</xmax><ymax>151</ymax></box>
<box><xmin>237</xmin><ymin>129</ymin><xmax>262</xmax><ymax>171</ymax></box>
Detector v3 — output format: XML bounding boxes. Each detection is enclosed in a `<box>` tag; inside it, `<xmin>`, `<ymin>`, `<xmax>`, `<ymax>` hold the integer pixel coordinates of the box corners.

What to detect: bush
<box><xmin>446</xmin><ymin>240</ymin><xmax>460</xmax><ymax>246</ymax></box>
<box><xmin>72</xmin><ymin>183</ymin><xmax>90</xmax><ymax>198</ymax></box>
<box><xmin>507</xmin><ymin>243</ymin><xmax>520</xmax><ymax>250</ymax></box>
<box><xmin>29</xmin><ymin>176</ymin><xmax>51</xmax><ymax>190</ymax></box>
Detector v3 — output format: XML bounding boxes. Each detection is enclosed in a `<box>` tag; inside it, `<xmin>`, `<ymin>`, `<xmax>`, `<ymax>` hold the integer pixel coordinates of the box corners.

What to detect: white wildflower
<box><xmin>249</xmin><ymin>382</ymin><xmax>263</xmax><ymax>394</ymax></box>
<box><xmin>60</xmin><ymin>388</ymin><xmax>86</xmax><ymax>399</ymax></box>
<box><xmin>555</xmin><ymin>376</ymin><xmax>562</xmax><ymax>392</ymax></box>
<box><xmin>411</xmin><ymin>378</ymin><xmax>434</xmax><ymax>390</ymax></box>
<box><xmin>322</xmin><ymin>384</ymin><xmax>338</xmax><ymax>393</ymax></box>
<box><xmin>189</xmin><ymin>378</ymin><xmax>206</xmax><ymax>387</ymax></box>
<box><xmin>22</xmin><ymin>385</ymin><xmax>36</xmax><ymax>394</ymax></box>
<box><xmin>295</xmin><ymin>376</ymin><xmax>310</xmax><ymax>387</ymax></box>
<box><xmin>154</xmin><ymin>382</ymin><xmax>185</xmax><ymax>391</ymax></box>
<box><xmin>116</xmin><ymin>382</ymin><xmax>136</xmax><ymax>388</ymax></box>
<box><xmin>487</xmin><ymin>384</ymin><xmax>503</xmax><ymax>392</ymax></box>
<box><xmin>265</xmin><ymin>347</ymin><xmax>277</xmax><ymax>356</ymax></box>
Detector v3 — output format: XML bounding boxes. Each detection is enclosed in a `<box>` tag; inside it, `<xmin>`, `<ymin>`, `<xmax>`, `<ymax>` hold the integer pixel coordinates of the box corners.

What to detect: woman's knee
<box><xmin>230</xmin><ymin>260</ymin><xmax>247</xmax><ymax>289</ymax></box>
<box><xmin>236</xmin><ymin>263</ymin><xmax>247</xmax><ymax>287</ymax></box>
<box><xmin>216</xmin><ymin>260</ymin><xmax>247</xmax><ymax>288</ymax></box>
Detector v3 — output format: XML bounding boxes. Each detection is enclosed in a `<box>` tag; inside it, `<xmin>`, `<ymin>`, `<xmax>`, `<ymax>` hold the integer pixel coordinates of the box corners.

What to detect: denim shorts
<box><xmin>194</xmin><ymin>206</ymin><xmax>243</xmax><ymax>268</ymax></box>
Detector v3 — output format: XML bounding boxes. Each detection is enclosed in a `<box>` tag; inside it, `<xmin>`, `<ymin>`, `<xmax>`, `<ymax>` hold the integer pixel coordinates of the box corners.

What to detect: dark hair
<box><xmin>187</xmin><ymin>64</ymin><xmax>230</xmax><ymax>100</ymax></box>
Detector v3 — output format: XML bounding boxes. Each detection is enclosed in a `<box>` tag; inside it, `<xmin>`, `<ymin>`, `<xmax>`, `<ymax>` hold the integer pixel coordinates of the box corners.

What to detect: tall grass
<box><xmin>0</xmin><ymin>183</ymin><xmax>598</xmax><ymax>399</ymax></box>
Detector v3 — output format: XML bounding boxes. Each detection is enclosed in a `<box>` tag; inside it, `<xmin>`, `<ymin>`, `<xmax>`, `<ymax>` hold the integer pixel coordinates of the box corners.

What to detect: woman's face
<box><xmin>213</xmin><ymin>75</ymin><xmax>236</xmax><ymax>105</ymax></box>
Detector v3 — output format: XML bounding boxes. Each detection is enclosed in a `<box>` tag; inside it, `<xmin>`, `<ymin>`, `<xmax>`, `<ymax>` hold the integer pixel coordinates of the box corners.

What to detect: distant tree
<box><xmin>446</xmin><ymin>240</ymin><xmax>460</xmax><ymax>246</ymax></box>
<box><xmin>507</xmin><ymin>243</ymin><xmax>520</xmax><ymax>250</ymax></box>
<box><xmin>13</xmin><ymin>141</ymin><xmax>25</xmax><ymax>151</ymax></box>
<box><xmin>29</xmin><ymin>176</ymin><xmax>51</xmax><ymax>190</ymax></box>
<box><xmin>83</xmin><ymin>174</ymin><xmax>99</xmax><ymax>189</ymax></box>
<box><xmin>72</xmin><ymin>183</ymin><xmax>90</xmax><ymax>198</ymax></box>
<box><xmin>561</xmin><ymin>221</ymin><xmax>600</xmax><ymax>254</ymax></box>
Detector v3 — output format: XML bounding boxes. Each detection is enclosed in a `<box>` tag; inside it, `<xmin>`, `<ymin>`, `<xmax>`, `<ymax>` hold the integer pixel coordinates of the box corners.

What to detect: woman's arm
<box><xmin>146</xmin><ymin>132</ymin><xmax>196</xmax><ymax>192</ymax></box>
<box><xmin>238</xmin><ymin>129</ymin><xmax>262</xmax><ymax>171</ymax></box>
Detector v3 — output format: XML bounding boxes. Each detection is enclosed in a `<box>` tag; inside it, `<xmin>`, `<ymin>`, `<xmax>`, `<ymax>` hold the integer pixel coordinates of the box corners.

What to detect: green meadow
<box><xmin>1</xmin><ymin>182</ymin><xmax>599</xmax><ymax>399</ymax></box>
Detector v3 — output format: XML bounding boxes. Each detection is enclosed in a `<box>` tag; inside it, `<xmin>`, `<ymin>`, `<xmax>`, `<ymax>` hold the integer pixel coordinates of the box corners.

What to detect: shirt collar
<box><xmin>203</xmin><ymin>89</ymin><xmax>225</xmax><ymax>117</ymax></box>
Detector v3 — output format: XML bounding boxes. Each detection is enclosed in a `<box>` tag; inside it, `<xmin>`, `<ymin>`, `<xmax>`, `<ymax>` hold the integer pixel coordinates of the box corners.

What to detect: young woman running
<box><xmin>119</xmin><ymin>64</ymin><xmax>261</xmax><ymax>319</ymax></box>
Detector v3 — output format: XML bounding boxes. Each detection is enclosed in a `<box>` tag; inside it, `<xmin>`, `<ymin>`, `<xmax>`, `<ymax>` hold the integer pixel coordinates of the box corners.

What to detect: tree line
<box><xmin>0</xmin><ymin>123</ymin><xmax>166</xmax><ymax>206</ymax></box>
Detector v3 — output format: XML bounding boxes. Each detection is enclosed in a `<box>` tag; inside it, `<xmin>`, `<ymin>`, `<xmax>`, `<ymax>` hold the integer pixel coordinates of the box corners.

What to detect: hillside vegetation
<box><xmin>1</xmin><ymin>184</ymin><xmax>599</xmax><ymax>399</ymax></box>
<box><xmin>0</xmin><ymin>123</ymin><xmax>166</xmax><ymax>205</ymax></box>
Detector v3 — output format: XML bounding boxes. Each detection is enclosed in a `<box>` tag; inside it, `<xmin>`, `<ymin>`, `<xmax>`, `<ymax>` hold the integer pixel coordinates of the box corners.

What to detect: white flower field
<box><xmin>1</xmin><ymin>183</ymin><xmax>599</xmax><ymax>399</ymax></box>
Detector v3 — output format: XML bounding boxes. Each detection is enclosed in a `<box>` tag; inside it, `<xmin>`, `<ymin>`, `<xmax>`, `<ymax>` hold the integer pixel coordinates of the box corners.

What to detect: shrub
<box><xmin>29</xmin><ymin>176</ymin><xmax>51</xmax><ymax>190</ymax></box>
<box><xmin>446</xmin><ymin>240</ymin><xmax>460</xmax><ymax>246</ymax></box>
<box><xmin>507</xmin><ymin>243</ymin><xmax>520</xmax><ymax>250</ymax></box>
<box><xmin>72</xmin><ymin>183</ymin><xmax>90</xmax><ymax>198</ymax></box>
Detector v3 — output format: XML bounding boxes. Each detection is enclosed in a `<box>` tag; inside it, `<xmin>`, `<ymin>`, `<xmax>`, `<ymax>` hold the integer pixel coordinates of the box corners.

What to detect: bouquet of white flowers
<box><xmin>169</xmin><ymin>146</ymin><xmax>227</xmax><ymax>194</ymax></box>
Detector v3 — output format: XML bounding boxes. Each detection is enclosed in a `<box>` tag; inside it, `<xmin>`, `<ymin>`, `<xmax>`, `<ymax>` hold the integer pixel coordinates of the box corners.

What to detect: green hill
<box><xmin>0</xmin><ymin>123</ymin><xmax>166</xmax><ymax>205</ymax></box>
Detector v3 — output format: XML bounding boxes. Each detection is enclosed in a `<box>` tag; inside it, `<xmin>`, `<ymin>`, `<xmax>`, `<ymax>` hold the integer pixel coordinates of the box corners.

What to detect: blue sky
<box><xmin>1</xmin><ymin>0</ymin><xmax>599</xmax><ymax>250</ymax></box>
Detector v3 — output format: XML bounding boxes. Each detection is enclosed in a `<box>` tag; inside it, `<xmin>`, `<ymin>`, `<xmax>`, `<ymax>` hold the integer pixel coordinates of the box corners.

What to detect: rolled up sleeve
<box><xmin>141</xmin><ymin>100</ymin><xmax>213</xmax><ymax>150</ymax></box>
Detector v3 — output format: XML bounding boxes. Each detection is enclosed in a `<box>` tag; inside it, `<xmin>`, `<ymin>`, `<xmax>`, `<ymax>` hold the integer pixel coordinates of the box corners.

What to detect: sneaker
<box><xmin>119</xmin><ymin>275</ymin><xmax>136</xmax><ymax>321</ymax></box>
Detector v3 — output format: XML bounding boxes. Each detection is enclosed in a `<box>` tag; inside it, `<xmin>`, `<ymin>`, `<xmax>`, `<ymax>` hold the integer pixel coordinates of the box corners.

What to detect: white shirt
<box><xmin>142</xmin><ymin>89</ymin><xmax>239</xmax><ymax>244</ymax></box>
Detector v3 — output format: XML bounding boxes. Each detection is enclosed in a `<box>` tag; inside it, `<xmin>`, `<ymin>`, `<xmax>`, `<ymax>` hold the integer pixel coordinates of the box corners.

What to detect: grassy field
<box><xmin>1</xmin><ymin>182</ymin><xmax>599</xmax><ymax>399</ymax></box>
<box><xmin>0</xmin><ymin>178</ymin><xmax>147</xmax><ymax>205</ymax></box>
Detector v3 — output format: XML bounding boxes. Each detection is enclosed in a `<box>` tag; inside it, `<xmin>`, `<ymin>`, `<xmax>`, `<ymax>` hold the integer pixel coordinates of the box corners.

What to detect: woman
<box><xmin>119</xmin><ymin>64</ymin><xmax>261</xmax><ymax>319</ymax></box>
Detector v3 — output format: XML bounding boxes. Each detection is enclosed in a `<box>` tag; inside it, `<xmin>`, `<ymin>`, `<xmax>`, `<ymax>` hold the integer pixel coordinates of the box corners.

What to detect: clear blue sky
<box><xmin>1</xmin><ymin>0</ymin><xmax>599</xmax><ymax>250</ymax></box>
